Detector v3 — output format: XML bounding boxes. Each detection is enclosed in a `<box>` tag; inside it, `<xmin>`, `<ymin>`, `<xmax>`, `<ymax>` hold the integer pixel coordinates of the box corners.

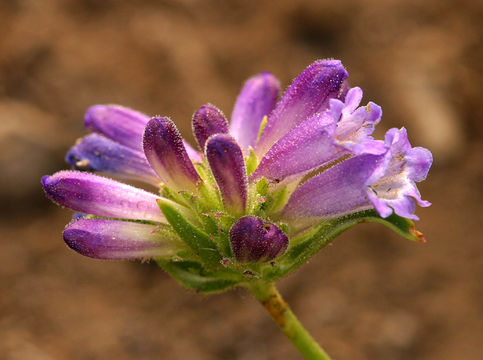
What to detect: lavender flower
<box><xmin>42</xmin><ymin>59</ymin><xmax>432</xmax><ymax>292</ymax></box>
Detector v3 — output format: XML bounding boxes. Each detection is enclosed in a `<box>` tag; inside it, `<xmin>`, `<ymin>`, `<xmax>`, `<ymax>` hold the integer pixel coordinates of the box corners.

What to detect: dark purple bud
<box><xmin>205</xmin><ymin>134</ymin><xmax>247</xmax><ymax>216</ymax></box>
<box><xmin>143</xmin><ymin>117</ymin><xmax>201</xmax><ymax>192</ymax></box>
<box><xmin>230</xmin><ymin>216</ymin><xmax>288</xmax><ymax>263</ymax></box>
<box><xmin>192</xmin><ymin>104</ymin><xmax>229</xmax><ymax>150</ymax></box>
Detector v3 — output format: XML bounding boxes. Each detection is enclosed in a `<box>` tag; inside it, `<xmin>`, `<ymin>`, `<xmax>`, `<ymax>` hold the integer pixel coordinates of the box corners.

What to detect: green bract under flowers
<box><xmin>42</xmin><ymin>60</ymin><xmax>432</xmax><ymax>294</ymax></box>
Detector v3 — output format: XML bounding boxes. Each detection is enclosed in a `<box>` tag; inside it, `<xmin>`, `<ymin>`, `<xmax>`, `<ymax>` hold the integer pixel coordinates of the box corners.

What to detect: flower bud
<box><xmin>229</xmin><ymin>216</ymin><xmax>288</xmax><ymax>263</ymax></box>
<box><xmin>143</xmin><ymin>117</ymin><xmax>201</xmax><ymax>192</ymax></box>
<box><xmin>192</xmin><ymin>104</ymin><xmax>228</xmax><ymax>150</ymax></box>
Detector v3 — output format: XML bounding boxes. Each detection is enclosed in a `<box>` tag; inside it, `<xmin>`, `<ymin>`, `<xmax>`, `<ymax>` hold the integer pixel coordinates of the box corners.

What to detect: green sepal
<box><xmin>261</xmin><ymin>210</ymin><xmax>425</xmax><ymax>281</ymax></box>
<box><xmin>157</xmin><ymin>260</ymin><xmax>242</xmax><ymax>293</ymax></box>
<box><xmin>257</xmin><ymin>115</ymin><xmax>268</xmax><ymax>141</ymax></box>
<box><xmin>265</xmin><ymin>186</ymin><xmax>289</xmax><ymax>215</ymax></box>
<box><xmin>245</xmin><ymin>147</ymin><xmax>258</xmax><ymax>176</ymax></box>
<box><xmin>158</xmin><ymin>200</ymin><xmax>221</xmax><ymax>267</ymax></box>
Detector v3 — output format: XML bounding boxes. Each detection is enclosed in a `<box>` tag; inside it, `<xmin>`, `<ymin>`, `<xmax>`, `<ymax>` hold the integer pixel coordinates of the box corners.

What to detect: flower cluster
<box><xmin>42</xmin><ymin>60</ymin><xmax>432</xmax><ymax>292</ymax></box>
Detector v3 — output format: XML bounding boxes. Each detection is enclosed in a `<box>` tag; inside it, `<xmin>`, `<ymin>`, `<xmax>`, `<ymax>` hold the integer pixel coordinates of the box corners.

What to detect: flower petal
<box><xmin>229</xmin><ymin>72</ymin><xmax>280</xmax><ymax>152</ymax></box>
<box><xmin>192</xmin><ymin>104</ymin><xmax>229</xmax><ymax>150</ymax></box>
<box><xmin>184</xmin><ymin>142</ymin><xmax>203</xmax><ymax>163</ymax></box>
<box><xmin>85</xmin><ymin>104</ymin><xmax>149</xmax><ymax>151</ymax></box>
<box><xmin>367</xmin><ymin>127</ymin><xmax>432</xmax><ymax>220</ymax></box>
<box><xmin>333</xmin><ymin>87</ymin><xmax>385</xmax><ymax>155</ymax></box>
<box><xmin>41</xmin><ymin>171</ymin><xmax>166</xmax><ymax>222</ymax></box>
<box><xmin>85</xmin><ymin>104</ymin><xmax>201</xmax><ymax>162</ymax></box>
<box><xmin>282</xmin><ymin>154</ymin><xmax>385</xmax><ymax>222</ymax></box>
<box><xmin>64</xmin><ymin>219</ymin><xmax>175</xmax><ymax>259</ymax></box>
<box><xmin>65</xmin><ymin>133</ymin><xmax>160</xmax><ymax>185</ymax></box>
<box><xmin>205</xmin><ymin>134</ymin><xmax>247</xmax><ymax>216</ymax></box>
<box><xmin>143</xmin><ymin>117</ymin><xmax>201</xmax><ymax>192</ymax></box>
<box><xmin>250</xmin><ymin>112</ymin><xmax>337</xmax><ymax>183</ymax></box>
<box><xmin>251</xmin><ymin>87</ymin><xmax>385</xmax><ymax>183</ymax></box>
<box><xmin>256</xmin><ymin>60</ymin><xmax>348</xmax><ymax>156</ymax></box>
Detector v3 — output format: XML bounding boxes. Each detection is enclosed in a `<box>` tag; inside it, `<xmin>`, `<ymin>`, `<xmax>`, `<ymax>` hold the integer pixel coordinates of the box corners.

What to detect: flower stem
<box><xmin>248</xmin><ymin>281</ymin><xmax>331</xmax><ymax>360</ymax></box>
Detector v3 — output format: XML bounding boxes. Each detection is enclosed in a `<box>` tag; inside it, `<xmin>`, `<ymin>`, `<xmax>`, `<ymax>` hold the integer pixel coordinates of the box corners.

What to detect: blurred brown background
<box><xmin>1</xmin><ymin>0</ymin><xmax>482</xmax><ymax>359</ymax></box>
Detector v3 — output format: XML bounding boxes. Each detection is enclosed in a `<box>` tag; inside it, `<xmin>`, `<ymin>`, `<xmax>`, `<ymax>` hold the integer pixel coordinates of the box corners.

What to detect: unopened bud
<box><xmin>229</xmin><ymin>216</ymin><xmax>288</xmax><ymax>263</ymax></box>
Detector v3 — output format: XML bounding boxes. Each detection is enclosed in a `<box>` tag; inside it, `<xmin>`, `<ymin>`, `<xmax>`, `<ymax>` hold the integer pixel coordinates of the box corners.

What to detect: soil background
<box><xmin>0</xmin><ymin>1</ymin><xmax>482</xmax><ymax>359</ymax></box>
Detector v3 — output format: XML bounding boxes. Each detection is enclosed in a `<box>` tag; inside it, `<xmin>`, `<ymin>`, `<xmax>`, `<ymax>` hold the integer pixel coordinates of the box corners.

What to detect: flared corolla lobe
<box><xmin>230</xmin><ymin>216</ymin><xmax>288</xmax><ymax>263</ymax></box>
<box><xmin>229</xmin><ymin>72</ymin><xmax>280</xmax><ymax>152</ymax></box>
<box><xmin>329</xmin><ymin>87</ymin><xmax>385</xmax><ymax>155</ymax></box>
<box><xmin>205</xmin><ymin>134</ymin><xmax>247</xmax><ymax>216</ymax></box>
<box><xmin>192</xmin><ymin>104</ymin><xmax>229</xmax><ymax>150</ymax></box>
<box><xmin>64</xmin><ymin>219</ymin><xmax>173</xmax><ymax>259</ymax></box>
<box><xmin>41</xmin><ymin>171</ymin><xmax>166</xmax><ymax>222</ymax></box>
<box><xmin>65</xmin><ymin>133</ymin><xmax>160</xmax><ymax>185</ymax></box>
<box><xmin>366</xmin><ymin>127</ymin><xmax>432</xmax><ymax>220</ymax></box>
<box><xmin>143</xmin><ymin>117</ymin><xmax>201</xmax><ymax>192</ymax></box>
<box><xmin>256</xmin><ymin>60</ymin><xmax>348</xmax><ymax>156</ymax></box>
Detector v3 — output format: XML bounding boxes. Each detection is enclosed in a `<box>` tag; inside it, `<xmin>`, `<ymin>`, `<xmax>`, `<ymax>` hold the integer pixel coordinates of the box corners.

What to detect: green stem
<box><xmin>248</xmin><ymin>281</ymin><xmax>331</xmax><ymax>360</ymax></box>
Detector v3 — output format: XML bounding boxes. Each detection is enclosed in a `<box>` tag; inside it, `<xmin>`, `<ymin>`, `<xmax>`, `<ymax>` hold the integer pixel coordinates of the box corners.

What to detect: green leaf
<box><xmin>158</xmin><ymin>260</ymin><xmax>242</xmax><ymax>293</ymax></box>
<box><xmin>158</xmin><ymin>200</ymin><xmax>221</xmax><ymax>267</ymax></box>
<box><xmin>262</xmin><ymin>210</ymin><xmax>425</xmax><ymax>281</ymax></box>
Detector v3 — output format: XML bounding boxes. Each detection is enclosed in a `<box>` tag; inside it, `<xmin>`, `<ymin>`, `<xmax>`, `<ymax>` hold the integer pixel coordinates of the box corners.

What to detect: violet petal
<box><xmin>332</xmin><ymin>87</ymin><xmax>385</xmax><ymax>155</ymax></box>
<box><xmin>64</xmin><ymin>219</ymin><xmax>173</xmax><ymax>259</ymax></box>
<box><xmin>42</xmin><ymin>171</ymin><xmax>166</xmax><ymax>222</ymax></box>
<box><xmin>184</xmin><ymin>142</ymin><xmax>203</xmax><ymax>163</ymax></box>
<box><xmin>85</xmin><ymin>104</ymin><xmax>149</xmax><ymax>151</ymax></box>
<box><xmin>65</xmin><ymin>133</ymin><xmax>160</xmax><ymax>185</ymax></box>
<box><xmin>229</xmin><ymin>72</ymin><xmax>280</xmax><ymax>152</ymax></box>
<box><xmin>256</xmin><ymin>60</ymin><xmax>348</xmax><ymax>156</ymax></box>
<box><xmin>192</xmin><ymin>104</ymin><xmax>229</xmax><ymax>150</ymax></box>
<box><xmin>366</xmin><ymin>128</ymin><xmax>432</xmax><ymax>220</ymax></box>
<box><xmin>282</xmin><ymin>154</ymin><xmax>386</xmax><ymax>221</ymax></box>
<box><xmin>85</xmin><ymin>104</ymin><xmax>201</xmax><ymax>162</ymax></box>
<box><xmin>250</xmin><ymin>112</ymin><xmax>337</xmax><ymax>182</ymax></box>
<box><xmin>205</xmin><ymin>134</ymin><xmax>247</xmax><ymax>216</ymax></box>
<box><xmin>143</xmin><ymin>117</ymin><xmax>201</xmax><ymax>192</ymax></box>
<box><xmin>283</xmin><ymin>128</ymin><xmax>432</xmax><ymax>223</ymax></box>
<box><xmin>252</xmin><ymin>87</ymin><xmax>385</xmax><ymax>183</ymax></box>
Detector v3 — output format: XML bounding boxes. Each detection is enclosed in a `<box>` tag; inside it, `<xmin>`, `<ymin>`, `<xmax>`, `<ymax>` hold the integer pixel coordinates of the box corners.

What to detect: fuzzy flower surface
<box><xmin>42</xmin><ymin>60</ymin><xmax>432</xmax><ymax>292</ymax></box>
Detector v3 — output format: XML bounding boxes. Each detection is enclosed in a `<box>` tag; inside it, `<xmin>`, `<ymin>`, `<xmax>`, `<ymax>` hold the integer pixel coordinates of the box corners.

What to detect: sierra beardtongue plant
<box><xmin>42</xmin><ymin>60</ymin><xmax>432</xmax><ymax>360</ymax></box>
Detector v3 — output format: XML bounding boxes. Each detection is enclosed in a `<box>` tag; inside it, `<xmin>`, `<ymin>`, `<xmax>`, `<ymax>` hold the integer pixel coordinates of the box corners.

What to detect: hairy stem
<box><xmin>248</xmin><ymin>281</ymin><xmax>331</xmax><ymax>360</ymax></box>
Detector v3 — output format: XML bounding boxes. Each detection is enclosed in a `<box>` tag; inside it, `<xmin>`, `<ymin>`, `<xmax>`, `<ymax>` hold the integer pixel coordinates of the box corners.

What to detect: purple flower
<box><xmin>282</xmin><ymin>127</ymin><xmax>432</xmax><ymax>224</ymax></box>
<box><xmin>250</xmin><ymin>86</ymin><xmax>386</xmax><ymax>183</ymax></box>
<box><xmin>42</xmin><ymin>59</ymin><xmax>431</xmax><ymax>280</ymax></box>
<box><xmin>366</xmin><ymin>127</ymin><xmax>432</xmax><ymax>220</ymax></box>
